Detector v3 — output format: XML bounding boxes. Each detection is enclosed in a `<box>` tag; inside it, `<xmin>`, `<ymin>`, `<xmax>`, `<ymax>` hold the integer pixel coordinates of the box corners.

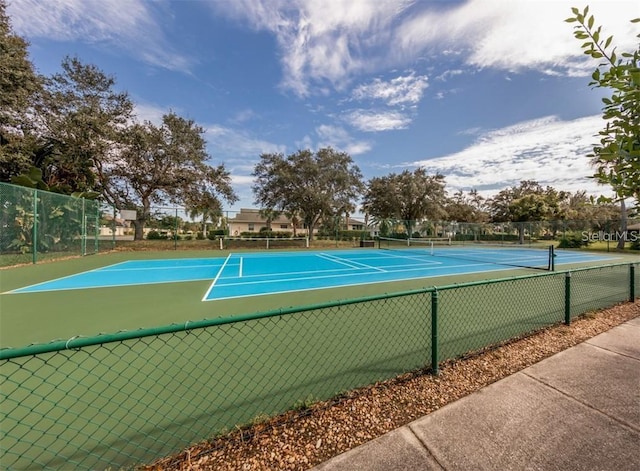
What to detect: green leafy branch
<box><xmin>566</xmin><ymin>6</ymin><xmax>640</xmax><ymax>203</ymax></box>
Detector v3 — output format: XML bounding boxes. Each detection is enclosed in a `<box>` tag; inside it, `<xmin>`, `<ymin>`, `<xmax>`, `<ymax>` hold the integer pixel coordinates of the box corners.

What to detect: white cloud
<box><xmin>211</xmin><ymin>0</ymin><xmax>413</xmax><ymax>95</ymax></box>
<box><xmin>205</xmin><ymin>125</ymin><xmax>286</xmax><ymax>159</ymax></box>
<box><xmin>351</xmin><ymin>73</ymin><xmax>429</xmax><ymax>106</ymax></box>
<box><xmin>212</xmin><ymin>0</ymin><xmax>638</xmax><ymax>95</ymax></box>
<box><xmin>133</xmin><ymin>103</ymin><xmax>168</xmax><ymax>125</ymax></box>
<box><xmin>315</xmin><ymin>125</ymin><xmax>372</xmax><ymax>155</ymax></box>
<box><xmin>346</xmin><ymin>110</ymin><xmax>412</xmax><ymax>132</ymax></box>
<box><xmin>413</xmin><ymin>115</ymin><xmax>614</xmax><ymax>198</ymax></box>
<box><xmin>395</xmin><ymin>0</ymin><xmax>638</xmax><ymax>76</ymax></box>
<box><xmin>7</xmin><ymin>0</ymin><xmax>192</xmax><ymax>71</ymax></box>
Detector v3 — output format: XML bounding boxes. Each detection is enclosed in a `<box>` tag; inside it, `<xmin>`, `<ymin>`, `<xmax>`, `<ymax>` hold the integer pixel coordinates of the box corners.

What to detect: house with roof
<box><xmin>227</xmin><ymin>208</ymin><xmax>369</xmax><ymax>237</ymax></box>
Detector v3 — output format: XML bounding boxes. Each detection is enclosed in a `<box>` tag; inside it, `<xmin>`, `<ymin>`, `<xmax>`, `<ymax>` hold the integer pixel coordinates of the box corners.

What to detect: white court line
<box><xmin>7</xmin><ymin>277</ymin><xmax>216</xmax><ymax>294</ymax></box>
<box><xmin>377</xmin><ymin>250</ymin><xmax>441</xmax><ymax>264</ymax></box>
<box><xmin>4</xmin><ymin>261</ymin><xmax>131</xmax><ymax>294</ymax></box>
<box><xmin>202</xmin><ymin>253</ymin><xmax>233</xmax><ymax>301</ymax></box>
<box><xmin>204</xmin><ymin>261</ymin><xmax>508</xmax><ymax>301</ymax></box>
<box><xmin>214</xmin><ymin>261</ymin><xmax>477</xmax><ymax>288</ymax></box>
<box><xmin>101</xmin><ymin>264</ymin><xmax>220</xmax><ymax>272</ymax></box>
<box><xmin>218</xmin><ymin>265</ymin><xmax>367</xmax><ymax>281</ymax></box>
<box><xmin>317</xmin><ymin>253</ymin><xmax>386</xmax><ymax>272</ymax></box>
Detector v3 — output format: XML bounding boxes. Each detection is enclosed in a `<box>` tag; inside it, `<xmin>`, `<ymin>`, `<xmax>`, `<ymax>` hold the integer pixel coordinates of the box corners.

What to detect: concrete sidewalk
<box><xmin>312</xmin><ymin>317</ymin><xmax>640</xmax><ymax>471</ymax></box>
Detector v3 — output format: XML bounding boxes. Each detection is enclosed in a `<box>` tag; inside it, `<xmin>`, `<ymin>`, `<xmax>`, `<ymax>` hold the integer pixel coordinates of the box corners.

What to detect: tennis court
<box><xmin>1</xmin><ymin>243</ymin><xmax>635</xmax><ymax>470</ymax></box>
<box><xmin>6</xmin><ymin>244</ymin><xmax>616</xmax><ymax>300</ymax></box>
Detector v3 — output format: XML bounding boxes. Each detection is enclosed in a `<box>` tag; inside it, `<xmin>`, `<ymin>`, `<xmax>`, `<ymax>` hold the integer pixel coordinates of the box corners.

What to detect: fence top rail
<box><xmin>1</xmin><ymin>261</ymin><xmax>636</xmax><ymax>361</ymax></box>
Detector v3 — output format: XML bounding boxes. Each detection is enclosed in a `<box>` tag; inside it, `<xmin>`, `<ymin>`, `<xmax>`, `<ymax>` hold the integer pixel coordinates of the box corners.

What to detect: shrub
<box><xmin>146</xmin><ymin>230</ymin><xmax>167</xmax><ymax>240</ymax></box>
<box><xmin>558</xmin><ymin>232</ymin><xmax>589</xmax><ymax>248</ymax></box>
<box><xmin>630</xmin><ymin>232</ymin><xmax>639</xmax><ymax>250</ymax></box>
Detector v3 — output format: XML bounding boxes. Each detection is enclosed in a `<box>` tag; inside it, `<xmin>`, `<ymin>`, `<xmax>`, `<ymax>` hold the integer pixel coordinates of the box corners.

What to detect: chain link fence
<box><xmin>1</xmin><ymin>262</ymin><xmax>637</xmax><ymax>469</ymax></box>
<box><xmin>0</xmin><ymin>182</ymin><xmax>114</xmax><ymax>266</ymax></box>
<box><xmin>376</xmin><ymin>218</ymin><xmax>640</xmax><ymax>247</ymax></box>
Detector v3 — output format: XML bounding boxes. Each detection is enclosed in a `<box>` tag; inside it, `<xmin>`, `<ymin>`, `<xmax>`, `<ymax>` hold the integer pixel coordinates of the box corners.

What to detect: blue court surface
<box><xmin>7</xmin><ymin>247</ymin><xmax>616</xmax><ymax>301</ymax></box>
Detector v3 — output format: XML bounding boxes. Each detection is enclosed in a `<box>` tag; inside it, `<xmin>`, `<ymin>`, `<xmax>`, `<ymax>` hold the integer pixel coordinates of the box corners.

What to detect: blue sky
<box><xmin>6</xmin><ymin>0</ymin><xmax>639</xmax><ymax>213</ymax></box>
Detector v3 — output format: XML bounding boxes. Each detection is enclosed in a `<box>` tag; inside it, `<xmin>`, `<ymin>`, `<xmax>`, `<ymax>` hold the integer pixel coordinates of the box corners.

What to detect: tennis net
<box><xmin>378</xmin><ymin>237</ymin><xmax>555</xmax><ymax>271</ymax></box>
<box><xmin>221</xmin><ymin>236</ymin><xmax>309</xmax><ymax>250</ymax></box>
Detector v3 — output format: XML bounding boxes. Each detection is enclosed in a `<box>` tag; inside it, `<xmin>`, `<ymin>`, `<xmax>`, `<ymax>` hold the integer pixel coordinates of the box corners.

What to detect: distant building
<box><xmin>99</xmin><ymin>215</ymin><xmax>131</xmax><ymax>237</ymax></box>
<box><xmin>227</xmin><ymin>209</ymin><xmax>299</xmax><ymax>236</ymax></box>
<box><xmin>227</xmin><ymin>208</ymin><xmax>368</xmax><ymax>236</ymax></box>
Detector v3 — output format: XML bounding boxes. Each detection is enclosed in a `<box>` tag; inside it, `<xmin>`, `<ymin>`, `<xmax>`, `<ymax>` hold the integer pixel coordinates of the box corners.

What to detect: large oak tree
<box><xmin>252</xmin><ymin>147</ymin><xmax>364</xmax><ymax>240</ymax></box>
<box><xmin>0</xmin><ymin>0</ymin><xmax>41</xmax><ymax>181</ymax></box>
<box><xmin>362</xmin><ymin>168</ymin><xmax>447</xmax><ymax>236</ymax></box>
<box><xmin>101</xmin><ymin>113</ymin><xmax>237</xmax><ymax>239</ymax></box>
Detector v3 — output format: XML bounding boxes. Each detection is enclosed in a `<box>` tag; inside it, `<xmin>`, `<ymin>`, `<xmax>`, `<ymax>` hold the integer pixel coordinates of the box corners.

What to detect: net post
<box><xmin>549</xmin><ymin>245</ymin><xmax>555</xmax><ymax>271</ymax></box>
<box><xmin>431</xmin><ymin>288</ymin><xmax>439</xmax><ymax>375</ymax></box>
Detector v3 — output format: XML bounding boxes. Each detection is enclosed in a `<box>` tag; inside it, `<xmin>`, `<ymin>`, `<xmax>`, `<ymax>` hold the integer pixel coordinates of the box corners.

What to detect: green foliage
<box><xmin>558</xmin><ymin>232</ymin><xmax>590</xmax><ymax>248</ymax></box>
<box><xmin>146</xmin><ymin>230</ymin><xmax>167</xmax><ymax>240</ymax></box>
<box><xmin>206</xmin><ymin>229</ymin><xmax>225</xmax><ymax>240</ymax></box>
<box><xmin>444</xmin><ymin>190</ymin><xmax>489</xmax><ymax>223</ymax></box>
<box><xmin>362</xmin><ymin>169</ymin><xmax>447</xmax><ymax>225</ymax></box>
<box><xmin>104</xmin><ymin>113</ymin><xmax>237</xmax><ymax>240</ymax></box>
<box><xmin>0</xmin><ymin>1</ymin><xmax>38</xmax><ymax>121</ymax></box>
<box><xmin>252</xmin><ymin>147</ymin><xmax>364</xmax><ymax>241</ymax></box>
<box><xmin>566</xmin><ymin>7</ymin><xmax>640</xmax><ymax>207</ymax></box>
<box><xmin>39</xmin><ymin>56</ymin><xmax>134</xmax><ymax>193</ymax></box>
<box><xmin>0</xmin><ymin>1</ymin><xmax>43</xmax><ymax>183</ymax></box>
<box><xmin>489</xmin><ymin>181</ymin><xmax>569</xmax><ymax>223</ymax></box>
<box><xmin>0</xmin><ymin>182</ymin><xmax>102</xmax><ymax>256</ymax></box>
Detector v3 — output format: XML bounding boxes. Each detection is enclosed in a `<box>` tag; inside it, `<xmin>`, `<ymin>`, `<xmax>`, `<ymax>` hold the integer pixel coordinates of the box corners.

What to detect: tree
<box><xmin>252</xmin><ymin>147</ymin><xmax>364</xmax><ymax>241</ymax></box>
<box><xmin>362</xmin><ymin>168</ymin><xmax>447</xmax><ymax>235</ymax></box>
<box><xmin>0</xmin><ymin>0</ymin><xmax>42</xmax><ymax>181</ymax></box>
<box><xmin>101</xmin><ymin>113</ymin><xmax>237</xmax><ymax>239</ymax></box>
<box><xmin>444</xmin><ymin>189</ymin><xmax>489</xmax><ymax>223</ymax></box>
<box><xmin>488</xmin><ymin>180</ymin><xmax>568</xmax><ymax>243</ymax></box>
<box><xmin>34</xmin><ymin>56</ymin><xmax>134</xmax><ymax>194</ymax></box>
<box><xmin>187</xmin><ymin>192</ymin><xmax>223</xmax><ymax>237</ymax></box>
<box><xmin>258</xmin><ymin>208</ymin><xmax>281</xmax><ymax>233</ymax></box>
<box><xmin>566</xmin><ymin>7</ymin><xmax>640</xmax><ymax>207</ymax></box>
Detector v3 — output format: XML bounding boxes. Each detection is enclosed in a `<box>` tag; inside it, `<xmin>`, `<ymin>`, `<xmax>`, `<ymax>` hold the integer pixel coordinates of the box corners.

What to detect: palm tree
<box><xmin>187</xmin><ymin>194</ymin><xmax>222</xmax><ymax>237</ymax></box>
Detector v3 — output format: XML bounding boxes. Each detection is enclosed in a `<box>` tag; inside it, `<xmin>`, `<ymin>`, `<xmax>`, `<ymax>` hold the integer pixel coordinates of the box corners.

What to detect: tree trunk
<box><xmin>133</xmin><ymin>219</ymin><xmax>145</xmax><ymax>240</ymax></box>
<box><xmin>518</xmin><ymin>223</ymin><xmax>525</xmax><ymax>244</ymax></box>
<box><xmin>617</xmin><ymin>199</ymin><xmax>627</xmax><ymax>250</ymax></box>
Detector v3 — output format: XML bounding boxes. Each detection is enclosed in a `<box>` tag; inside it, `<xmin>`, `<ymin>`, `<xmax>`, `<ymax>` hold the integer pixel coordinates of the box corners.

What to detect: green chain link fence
<box><xmin>1</xmin><ymin>262</ymin><xmax>638</xmax><ymax>469</ymax></box>
<box><xmin>0</xmin><ymin>182</ymin><xmax>113</xmax><ymax>266</ymax></box>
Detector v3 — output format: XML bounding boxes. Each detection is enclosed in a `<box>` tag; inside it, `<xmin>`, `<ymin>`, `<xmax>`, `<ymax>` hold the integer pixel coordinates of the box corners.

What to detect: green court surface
<box><xmin>1</xmin><ymin>248</ymin><xmax>637</xmax><ymax>469</ymax></box>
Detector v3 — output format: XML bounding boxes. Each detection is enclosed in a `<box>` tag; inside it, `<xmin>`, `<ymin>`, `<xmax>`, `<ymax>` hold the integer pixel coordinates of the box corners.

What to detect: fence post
<box><xmin>431</xmin><ymin>288</ymin><xmax>439</xmax><ymax>375</ymax></box>
<box><xmin>32</xmin><ymin>188</ymin><xmax>38</xmax><ymax>264</ymax></box>
<box><xmin>630</xmin><ymin>264</ymin><xmax>636</xmax><ymax>302</ymax></box>
<box><xmin>94</xmin><ymin>208</ymin><xmax>99</xmax><ymax>254</ymax></box>
<box><xmin>564</xmin><ymin>272</ymin><xmax>572</xmax><ymax>325</ymax></box>
<box><xmin>81</xmin><ymin>197</ymin><xmax>86</xmax><ymax>256</ymax></box>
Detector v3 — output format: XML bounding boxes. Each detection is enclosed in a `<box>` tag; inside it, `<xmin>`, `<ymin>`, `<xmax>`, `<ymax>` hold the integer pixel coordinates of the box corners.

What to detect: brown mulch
<box><xmin>144</xmin><ymin>301</ymin><xmax>639</xmax><ymax>471</ymax></box>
